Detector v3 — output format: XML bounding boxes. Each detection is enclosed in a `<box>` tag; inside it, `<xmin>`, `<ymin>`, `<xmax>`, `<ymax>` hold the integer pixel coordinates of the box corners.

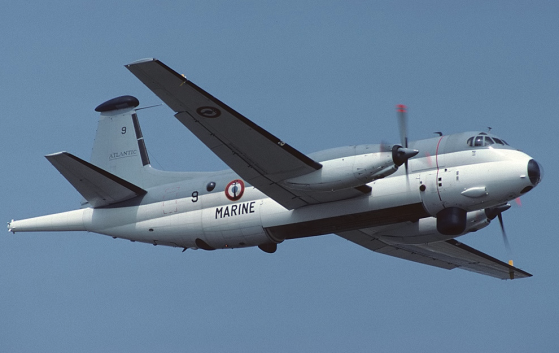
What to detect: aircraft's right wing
<box><xmin>126</xmin><ymin>59</ymin><xmax>371</xmax><ymax>209</ymax></box>
<box><xmin>337</xmin><ymin>229</ymin><xmax>532</xmax><ymax>280</ymax></box>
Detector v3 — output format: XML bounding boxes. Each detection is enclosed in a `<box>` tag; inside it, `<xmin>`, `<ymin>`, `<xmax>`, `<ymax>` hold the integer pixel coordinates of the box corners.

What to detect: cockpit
<box><xmin>466</xmin><ymin>132</ymin><xmax>509</xmax><ymax>147</ymax></box>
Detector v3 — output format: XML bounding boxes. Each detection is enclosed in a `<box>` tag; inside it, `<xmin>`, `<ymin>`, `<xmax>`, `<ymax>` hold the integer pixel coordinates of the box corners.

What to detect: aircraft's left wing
<box><xmin>337</xmin><ymin>229</ymin><xmax>532</xmax><ymax>280</ymax></box>
<box><xmin>126</xmin><ymin>59</ymin><xmax>371</xmax><ymax>209</ymax></box>
<box><xmin>127</xmin><ymin>59</ymin><xmax>320</xmax><ymax>209</ymax></box>
<box><xmin>126</xmin><ymin>59</ymin><xmax>370</xmax><ymax>209</ymax></box>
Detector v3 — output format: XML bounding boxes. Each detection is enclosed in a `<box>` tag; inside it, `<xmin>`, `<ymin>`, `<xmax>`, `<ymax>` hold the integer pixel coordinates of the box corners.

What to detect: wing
<box><xmin>337</xmin><ymin>229</ymin><xmax>532</xmax><ymax>280</ymax></box>
<box><xmin>46</xmin><ymin>152</ymin><xmax>146</xmax><ymax>207</ymax></box>
<box><xmin>126</xmin><ymin>59</ymin><xmax>370</xmax><ymax>209</ymax></box>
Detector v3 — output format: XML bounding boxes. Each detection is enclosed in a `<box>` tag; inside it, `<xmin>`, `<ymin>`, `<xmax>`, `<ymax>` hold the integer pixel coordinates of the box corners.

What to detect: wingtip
<box><xmin>45</xmin><ymin>151</ymin><xmax>67</xmax><ymax>159</ymax></box>
<box><xmin>126</xmin><ymin>58</ymin><xmax>157</xmax><ymax>67</ymax></box>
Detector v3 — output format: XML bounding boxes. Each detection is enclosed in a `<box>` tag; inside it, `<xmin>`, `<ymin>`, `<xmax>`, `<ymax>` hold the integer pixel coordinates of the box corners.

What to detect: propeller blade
<box><xmin>485</xmin><ymin>204</ymin><xmax>514</xmax><ymax>257</ymax></box>
<box><xmin>396</xmin><ymin>104</ymin><xmax>408</xmax><ymax>148</ymax></box>
<box><xmin>396</xmin><ymin>104</ymin><xmax>411</xmax><ymax>186</ymax></box>
<box><xmin>405</xmin><ymin>159</ymin><xmax>409</xmax><ymax>176</ymax></box>
<box><xmin>380</xmin><ymin>140</ymin><xmax>391</xmax><ymax>153</ymax></box>
<box><xmin>497</xmin><ymin>213</ymin><xmax>512</xmax><ymax>254</ymax></box>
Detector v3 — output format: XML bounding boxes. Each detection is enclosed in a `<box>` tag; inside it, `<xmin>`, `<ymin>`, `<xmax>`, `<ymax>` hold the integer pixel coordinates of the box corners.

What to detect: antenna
<box><xmin>136</xmin><ymin>103</ymin><xmax>163</xmax><ymax>111</ymax></box>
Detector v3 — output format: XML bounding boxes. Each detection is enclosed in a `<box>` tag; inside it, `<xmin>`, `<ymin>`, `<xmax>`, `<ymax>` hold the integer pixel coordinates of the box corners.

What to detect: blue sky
<box><xmin>1</xmin><ymin>1</ymin><xmax>558</xmax><ymax>352</ymax></box>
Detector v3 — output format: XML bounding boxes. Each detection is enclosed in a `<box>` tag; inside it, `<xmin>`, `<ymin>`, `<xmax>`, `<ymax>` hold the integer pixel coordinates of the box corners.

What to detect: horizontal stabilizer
<box><xmin>46</xmin><ymin>152</ymin><xmax>147</xmax><ymax>207</ymax></box>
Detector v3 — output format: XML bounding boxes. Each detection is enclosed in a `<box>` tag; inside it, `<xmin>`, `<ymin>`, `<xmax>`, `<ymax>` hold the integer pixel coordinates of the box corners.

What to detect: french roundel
<box><xmin>225</xmin><ymin>179</ymin><xmax>245</xmax><ymax>201</ymax></box>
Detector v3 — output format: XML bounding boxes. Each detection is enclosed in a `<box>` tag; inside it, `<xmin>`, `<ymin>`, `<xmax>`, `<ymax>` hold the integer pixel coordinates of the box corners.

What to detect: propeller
<box><xmin>395</xmin><ymin>105</ymin><xmax>418</xmax><ymax>182</ymax></box>
<box><xmin>376</xmin><ymin>105</ymin><xmax>418</xmax><ymax>181</ymax></box>
<box><xmin>380</xmin><ymin>140</ymin><xmax>391</xmax><ymax>153</ymax></box>
<box><xmin>397</xmin><ymin>104</ymin><xmax>408</xmax><ymax>149</ymax></box>
<box><xmin>485</xmin><ymin>203</ymin><xmax>512</xmax><ymax>254</ymax></box>
<box><xmin>486</xmin><ymin>204</ymin><xmax>521</xmax><ymax>279</ymax></box>
<box><xmin>497</xmin><ymin>213</ymin><xmax>511</xmax><ymax>253</ymax></box>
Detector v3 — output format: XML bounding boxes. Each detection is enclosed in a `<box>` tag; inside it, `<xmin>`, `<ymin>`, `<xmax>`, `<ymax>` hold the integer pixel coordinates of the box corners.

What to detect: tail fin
<box><xmin>91</xmin><ymin>96</ymin><xmax>150</xmax><ymax>186</ymax></box>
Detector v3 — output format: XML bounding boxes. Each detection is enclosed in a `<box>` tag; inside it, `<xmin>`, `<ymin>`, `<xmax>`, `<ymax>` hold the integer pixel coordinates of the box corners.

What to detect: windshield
<box><xmin>466</xmin><ymin>132</ymin><xmax>509</xmax><ymax>147</ymax></box>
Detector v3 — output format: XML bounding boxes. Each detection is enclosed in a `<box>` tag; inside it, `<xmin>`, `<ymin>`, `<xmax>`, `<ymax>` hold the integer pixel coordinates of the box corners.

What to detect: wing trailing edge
<box><xmin>46</xmin><ymin>152</ymin><xmax>147</xmax><ymax>208</ymax></box>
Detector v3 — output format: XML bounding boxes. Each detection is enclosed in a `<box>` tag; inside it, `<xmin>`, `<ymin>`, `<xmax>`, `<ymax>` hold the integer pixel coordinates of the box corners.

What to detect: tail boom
<box><xmin>8</xmin><ymin>209</ymin><xmax>90</xmax><ymax>233</ymax></box>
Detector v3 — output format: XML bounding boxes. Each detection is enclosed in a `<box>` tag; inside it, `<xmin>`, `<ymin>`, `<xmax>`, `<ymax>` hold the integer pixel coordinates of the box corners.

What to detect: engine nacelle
<box><xmin>377</xmin><ymin>209</ymin><xmax>490</xmax><ymax>245</ymax></box>
<box><xmin>283</xmin><ymin>152</ymin><xmax>393</xmax><ymax>191</ymax></box>
<box><xmin>283</xmin><ymin>146</ymin><xmax>418</xmax><ymax>192</ymax></box>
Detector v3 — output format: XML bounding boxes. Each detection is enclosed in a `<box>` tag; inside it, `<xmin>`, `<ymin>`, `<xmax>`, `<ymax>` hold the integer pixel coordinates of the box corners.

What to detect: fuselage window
<box><xmin>485</xmin><ymin>137</ymin><xmax>495</xmax><ymax>145</ymax></box>
<box><xmin>467</xmin><ymin>137</ymin><xmax>473</xmax><ymax>146</ymax></box>
<box><xmin>493</xmin><ymin>138</ymin><xmax>504</xmax><ymax>145</ymax></box>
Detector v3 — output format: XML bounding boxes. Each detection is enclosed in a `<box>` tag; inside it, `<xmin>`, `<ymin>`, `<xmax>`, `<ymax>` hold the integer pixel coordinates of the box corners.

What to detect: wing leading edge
<box><xmin>126</xmin><ymin>58</ymin><xmax>370</xmax><ymax>209</ymax></box>
<box><xmin>337</xmin><ymin>229</ymin><xmax>532</xmax><ymax>280</ymax></box>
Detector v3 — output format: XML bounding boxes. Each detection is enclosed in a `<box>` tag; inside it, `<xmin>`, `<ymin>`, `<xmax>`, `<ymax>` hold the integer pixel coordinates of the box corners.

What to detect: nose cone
<box><xmin>528</xmin><ymin>159</ymin><xmax>543</xmax><ymax>186</ymax></box>
<box><xmin>521</xmin><ymin>159</ymin><xmax>543</xmax><ymax>194</ymax></box>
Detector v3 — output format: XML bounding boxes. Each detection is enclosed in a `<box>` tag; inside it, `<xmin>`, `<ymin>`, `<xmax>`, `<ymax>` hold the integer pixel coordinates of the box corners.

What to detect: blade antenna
<box><xmin>136</xmin><ymin>103</ymin><xmax>163</xmax><ymax>111</ymax></box>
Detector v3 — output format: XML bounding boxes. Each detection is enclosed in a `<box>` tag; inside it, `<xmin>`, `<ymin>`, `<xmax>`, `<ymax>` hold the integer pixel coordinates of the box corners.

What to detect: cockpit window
<box><xmin>474</xmin><ymin>136</ymin><xmax>484</xmax><ymax>146</ymax></box>
<box><xmin>491</xmin><ymin>137</ymin><xmax>509</xmax><ymax>145</ymax></box>
<box><xmin>467</xmin><ymin>134</ymin><xmax>509</xmax><ymax>147</ymax></box>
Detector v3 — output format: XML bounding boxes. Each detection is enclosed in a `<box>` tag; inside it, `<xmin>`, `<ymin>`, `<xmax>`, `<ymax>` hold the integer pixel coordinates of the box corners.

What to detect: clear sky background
<box><xmin>1</xmin><ymin>1</ymin><xmax>558</xmax><ymax>352</ymax></box>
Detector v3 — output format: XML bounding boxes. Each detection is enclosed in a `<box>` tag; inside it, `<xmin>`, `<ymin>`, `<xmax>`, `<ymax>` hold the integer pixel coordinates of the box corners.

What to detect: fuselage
<box><xmin>9</xmin><ymin>130</ymin><xmax>542</xmax><ymax>252</ymax></box>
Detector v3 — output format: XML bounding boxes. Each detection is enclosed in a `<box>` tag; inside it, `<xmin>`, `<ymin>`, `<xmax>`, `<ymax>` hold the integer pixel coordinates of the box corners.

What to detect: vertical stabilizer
<box><xmin>91</xmin><ymin>95</ymin><xmax>150</xmax><ymax>186</ymax></box>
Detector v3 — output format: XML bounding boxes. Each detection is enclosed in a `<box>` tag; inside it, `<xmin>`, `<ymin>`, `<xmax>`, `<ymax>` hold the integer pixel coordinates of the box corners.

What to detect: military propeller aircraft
<box><xmin>8</xmin><ymin>59</ymin><xmax>543</xmax><ymax>280</ymax></box>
